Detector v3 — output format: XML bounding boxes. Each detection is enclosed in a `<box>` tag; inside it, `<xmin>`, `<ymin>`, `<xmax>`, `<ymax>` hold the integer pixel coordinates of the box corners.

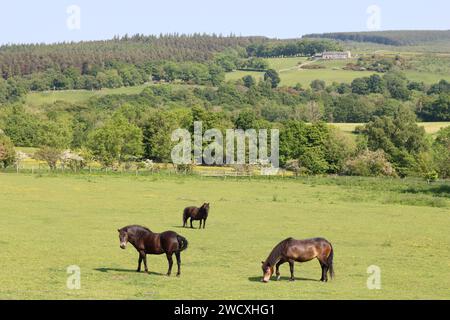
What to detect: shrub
<box><xmin>175</xmin><ymin>164</ymin><xmax>194</xmax><ymax>174</ymax></box>
<box><xmin>60</xmin><ymin>150</ymin><xmax>85</xmax><ymax>171</ymax></box>
<box><xmin>285</xmin><ymin>159</ymin><xmax>308</xmax><ymax>176</ymax></box>
<box><xmin>34</xmin><ymin>147</ymin><xmax>62</xmax><ymax>170</ymax></box>
<box><xmin>432</xmin><ymin>126</ymin><xmax>450</xmax><ymax>178</ymax></box>
<box><xmin>344</xmin><ymin>149</ymin><xmax>396</xmax><ymax>177</ymax></box>
<box><xmin>0</xmin><ymin>134</ymin><xmax>16</xmax><ymax>168</ymax></box>
<box><xmin>310</xmin><ymin>79</ymin><xmax>326</xmax><ymax>91</ymax></box>
<box><xmin>299</xmin><ymin>147</ymin><xmax>329</xmax><ymax>174</ymax></box>
<box><xmin>424</xmin><ymin>171</ymin><xmax>438</xmax><ymax>184</ymax></box>
<box><xmin>300</xmin><ymin>64</ymin><xmax>325</xmax><ymax>70</ymax></box>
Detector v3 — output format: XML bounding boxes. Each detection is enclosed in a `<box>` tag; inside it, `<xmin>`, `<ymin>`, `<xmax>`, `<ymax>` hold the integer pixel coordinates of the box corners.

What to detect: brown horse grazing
<box><xmin>261</xmin><ymin>237</ymin><xmax>334</xmax><ymax>283</ymax></box>
<box><xmin>118</xmin><ymin>225</ymin><xmax>188</xmax><ymax>277</ymax></box>
<box><xmin>183</xmin><ymin>203</ymin><xmax>210</xmax><ymax>229</ymax></box>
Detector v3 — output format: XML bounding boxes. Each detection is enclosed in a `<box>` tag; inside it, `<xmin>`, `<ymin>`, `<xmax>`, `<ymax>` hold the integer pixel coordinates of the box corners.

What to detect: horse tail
<box><xmin>177</xmin><ymin>235</ymin><xmax>188</xmax><ymax>252</ymax></box>
<box><xmin>327</xmin><ymin>243</ymin><xmax>334</xmax><ymax>279</ymax></box>
<box><xmin>182</xmin><ymin>209</ymin><xmax>188</xmax><ymax>225</ymax></box>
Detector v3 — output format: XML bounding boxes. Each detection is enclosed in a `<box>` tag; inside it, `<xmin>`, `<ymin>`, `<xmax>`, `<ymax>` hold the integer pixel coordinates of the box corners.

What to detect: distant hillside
<box><xmin>0</xmin><ymin>34</ymin><xmax>269</xmax><ymax>78</ymax></box>
<box><xmin>303</xmin><ymin>30</ymin><xmax>450</xmax><ymax>46</ymax></box>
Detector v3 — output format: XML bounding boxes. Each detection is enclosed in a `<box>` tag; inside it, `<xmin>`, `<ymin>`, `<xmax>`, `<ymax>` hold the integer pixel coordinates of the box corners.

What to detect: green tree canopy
<box><xmin>432</xmin><ymin>126</ymin><xmax>450</xmax><ymax>178</ymax></box>
<box><xmin>363</xmin><ymin>106</ymin><xmax>429</xmax><ymax>176</ymax></box>
<box><xmin>264</xmin><ymin>69</ymin><xmax>281</xmax><ymax>88</ymax></box>
<box><xmin>0</xmin><ymin>133</ymin><xmax>15</xmax><ymax>168</ymax></box>
<box><xmin>88</xmin><ymin>115</ymin><xmax>143</xmax><ymax>167</ymax></box>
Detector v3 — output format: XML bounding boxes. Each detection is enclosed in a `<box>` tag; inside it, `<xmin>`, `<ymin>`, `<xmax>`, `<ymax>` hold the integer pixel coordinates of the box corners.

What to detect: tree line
<box><xmin>246</xmin><ymin>39</ymin><xmax>342</xmax><ymax>58</ymax></box>
<box><xmin>1</xmin><ymin>77</ymin><xmax>449</xmax><ymax>178</ymax></box>
<box><xmin>1</xmin><ymin>104</ymin><xmax>448</xmax><ymax>179</ymax></box>
<box><xmin>0</xmin><ymin>34</ymin><xmax>269</xmax><ymax>79</ymax></box>
<box><xmin>303</xmin><ymin>30</ymin><xmax>450</xmax><ymax>46</ymax></box>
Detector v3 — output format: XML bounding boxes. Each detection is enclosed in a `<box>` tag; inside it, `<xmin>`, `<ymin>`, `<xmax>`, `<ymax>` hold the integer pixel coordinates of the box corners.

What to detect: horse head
<box><xmin>202</xmin><ymin>203</ymin><xmax>210</xmax><ymax>213</ymax></box>
<box><xmin>261</xmin><ymin>261</ymin><xmax>274</xmax><ymax>283</ymax></box>
<box><xmin>118</xmin><ymin>227</ymin><xmax>129</xmax><ymax>249</ymax></box>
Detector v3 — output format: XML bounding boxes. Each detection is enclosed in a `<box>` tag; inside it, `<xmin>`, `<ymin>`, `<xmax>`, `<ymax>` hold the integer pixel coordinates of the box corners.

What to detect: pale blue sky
<box><xmin>1</xmin><ymin>0</ymin><xmax>449</xmax><ymax>45</ymax></box>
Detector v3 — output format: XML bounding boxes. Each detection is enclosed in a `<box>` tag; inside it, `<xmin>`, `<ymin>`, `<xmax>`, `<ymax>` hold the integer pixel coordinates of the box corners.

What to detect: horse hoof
<box><xmin>176</xmin><ymin>274</ymin><xmax>180</xmax><ymax>277</ymax></box>
<box><xmin>289</xmin><ymin>278</ymin><xmax>295</xmax><ymax>282</ymax></box>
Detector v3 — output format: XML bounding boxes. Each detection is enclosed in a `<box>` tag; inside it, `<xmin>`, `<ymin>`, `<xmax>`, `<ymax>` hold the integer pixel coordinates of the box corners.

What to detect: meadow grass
<box><xmin>224</xmin><ymin>70</ymin><xmax>264</xmax><ymax>83</ymax></box>
<box><xmin>225</xmin><ymin>57</ymin><xmax>381</xmax><ymax>86</ymax></box>
<box><xmin>25</xmin><ymin>84</ymin><xmax>152</xmax><ymax>106</ymax></box>
<box><xmin>403</xmin><ymin>70</ymin><xmax>450</xmax><ymax>85</ymax></box>
<box><xmin>24</xmin><ymin>83</ymin><xmax>206</xmax><ymax>107</ymax></box>
<box><xmin>0</xmin><ymin>173</ymin><xmax>448</xmax><ymax>299</ymax></box>
<box><xmin>225</xmin><ymin>56</ymin><xmax>450</xmax><ymax>87</ymax></box>
<box><xmin>330</xmin><ymin>122</ymin><xmax>450</xmax><ymax>136</ymax></box>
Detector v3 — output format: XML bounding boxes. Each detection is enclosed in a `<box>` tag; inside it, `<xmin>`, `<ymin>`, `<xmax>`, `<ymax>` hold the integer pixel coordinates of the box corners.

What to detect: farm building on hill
<box><xmin>317</xmin><ymin>51</ymin><xmax>352</xmax><ymax>60</ymax></box>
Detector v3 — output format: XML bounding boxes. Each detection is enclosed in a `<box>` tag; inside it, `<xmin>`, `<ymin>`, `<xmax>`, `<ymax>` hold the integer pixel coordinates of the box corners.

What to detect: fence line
<box><xmin>1</xmin><ymin>165</ymin><xmax>291</xmax><ymax>178</ymax></box>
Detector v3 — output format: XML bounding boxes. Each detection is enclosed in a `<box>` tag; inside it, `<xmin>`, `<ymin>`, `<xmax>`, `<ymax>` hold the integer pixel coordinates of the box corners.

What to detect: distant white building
<box><xmin>318</xmin><ymin>51</ymin><xmax>352</xmax><ymax>60</ymax></box>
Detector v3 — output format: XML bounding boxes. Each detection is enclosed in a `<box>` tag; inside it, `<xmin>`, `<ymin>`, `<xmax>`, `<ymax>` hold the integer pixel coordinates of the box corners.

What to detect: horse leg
<box><xmin>166</xmin><ymin>253</ymin><xmax>174</xmax><ymax>276</ymax></box>
<box><xmin>190</xmin><ymin>218</ymin><xmax>194</xmax><ymax>229</ymax></box>
<box><xmin>137</xmin><ymin>254</ymin><xmax>143</xmax><ymax>272</ymax></box>
<box><xmin>175</xmin><ymin>251</ymin><xmax>181</xmax><ymax>277</ymax></box>
<box><xmin>140</xmin><ymin>251</ymin><xmax>148</xmax><ymax>273</ymax></box>
<box><xmin>288</xmin><ymin>260</ymin><xmax>295</xmax><ymax>281</ymax></box>
<box><xmin>318</xmin><ymin>257</ymin><xmax>329</xmax><ymax>282</ymax></box>
<box><xmin>183</xmin><ymin>214</ymin><xmax>187</xmax><ymax>227</ymax></box>
<box><xmin>203</xmin><ymin>218</ymin><xmax>206</xmax><ymax>229</ymax></box>
<box><xmin>198</xmin><ymin>219</ymin><xmax>202</xmax><ymax>229</ymax></box>
<box><xmin>276</xmin><ymin>259</ymin><xmax>286</xmax><ymax>281</ymax></box>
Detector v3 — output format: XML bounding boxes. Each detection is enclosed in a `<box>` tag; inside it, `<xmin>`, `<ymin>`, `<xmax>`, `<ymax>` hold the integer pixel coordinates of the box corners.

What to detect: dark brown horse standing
<box><xmin>183</xmin><ymin>203</ymin><xmax>210</xmax><ymax>229</ymax></box>
<box><xmin>118</xmin><ymin>225</ymin><xmax>188</xmax><ymax>276</ymax></box>
<box><xmin>261</xmin><ymin>237</ymin><xmax>334</xmax><ymax>283</ymax></box>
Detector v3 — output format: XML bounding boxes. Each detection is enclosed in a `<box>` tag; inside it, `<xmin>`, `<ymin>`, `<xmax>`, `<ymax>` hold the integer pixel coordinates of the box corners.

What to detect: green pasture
<box><xmin>225</xmin><ymin>56</ymin><xmax>450</xmax><ymax>87</ymax></box>
<box><xmin>226</xmin><ymin>57</ymin><xmax>382</xmax><ymax>87</ymax></box>
<box><xmin>403</xmin><ymin>70</ymin><xmax>450</xmax><ymax>85</ymax></box>
<box><xmin>331</xmin><ymin>122</ymin><xmax>450</xmax><ymax>137</ymax></box>
<box><xmin>0</xmin><ymin>173</ymin><xmax>448</xmax><ymax>299</ymax></box>
<box><xmin>25</xmin><ymin>84</ymin><xmax>152</xmax><ymax>106</ymax></box>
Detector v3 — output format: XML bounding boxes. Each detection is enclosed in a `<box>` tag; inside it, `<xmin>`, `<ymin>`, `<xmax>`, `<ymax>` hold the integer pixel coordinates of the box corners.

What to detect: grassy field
<box><xmin>24</xmin><ymin>83</ymin><xmax>206</xmax><ymax>107</ymax></box>
<box><xmin>0</xmin><ymin>173</ymin><xmax>448</xmax><ymax>299</ymax></box>
<box><xmin>225</xmin><ymin>57</ymin><xmax>382</xmax><ymax>86</ymax></box>
<box><xmin>25</xmin><ymin>84</ymin><xmax>152</xmax><ymax>106</ymax></box>
<box><xmin>331</xmin><ymin>122</ymin><xmax>450</xmax><ymax>136</ymax></box>
<box><xmin>225</xmin><ymin>56</ymin><xmax>450</xmax><ymax>87</ymax></box>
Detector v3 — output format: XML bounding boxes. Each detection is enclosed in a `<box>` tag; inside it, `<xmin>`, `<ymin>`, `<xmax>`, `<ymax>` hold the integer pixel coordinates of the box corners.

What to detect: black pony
<box><xmin>183</xmin><ymin>203</ymin><xmax>210</xmax><ymax>229</ymax></box>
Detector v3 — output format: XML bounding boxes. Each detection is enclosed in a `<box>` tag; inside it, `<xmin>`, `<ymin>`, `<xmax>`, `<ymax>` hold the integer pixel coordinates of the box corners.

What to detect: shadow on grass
<box><xmin>404</xmin><ymin>184</ymin><xmax>450</xmax><ymax>198</ymax></box>
<box><xmin>170</xmin><ymin>226</ymin><xmax>202</xmax><ymax>230</ymax></box>
<box><xmin>248</xmin><ymin>276</ymin><xmax>320</xmax><ymax>283</ymax></box>
<box><xmin>94</xmin><ymin>268</ymin><xmax>165</xmax><ymax>276</ymax></box>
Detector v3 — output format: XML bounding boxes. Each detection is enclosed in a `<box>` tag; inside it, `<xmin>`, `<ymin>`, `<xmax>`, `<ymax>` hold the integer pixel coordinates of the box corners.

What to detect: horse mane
<box><xmin>265</xmin><ymin>237</ymin><xmax>293</xmax><ymax>267</ymax></box>
<box><xmin>200</xmin><ymin>205</ymin><xmax>208</xmax><ymax>214</ymax></box>
<box><xmin>123</xmin><ymin>225</ymin><xmax>152</xmax><ymax>234</ymax></box>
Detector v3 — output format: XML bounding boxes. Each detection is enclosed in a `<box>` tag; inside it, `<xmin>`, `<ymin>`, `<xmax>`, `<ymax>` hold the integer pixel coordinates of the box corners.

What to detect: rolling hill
<box><xmin>303</xmin><ymin>30</ymin><xmax>450</xmax><ymax>46</ymax></box>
